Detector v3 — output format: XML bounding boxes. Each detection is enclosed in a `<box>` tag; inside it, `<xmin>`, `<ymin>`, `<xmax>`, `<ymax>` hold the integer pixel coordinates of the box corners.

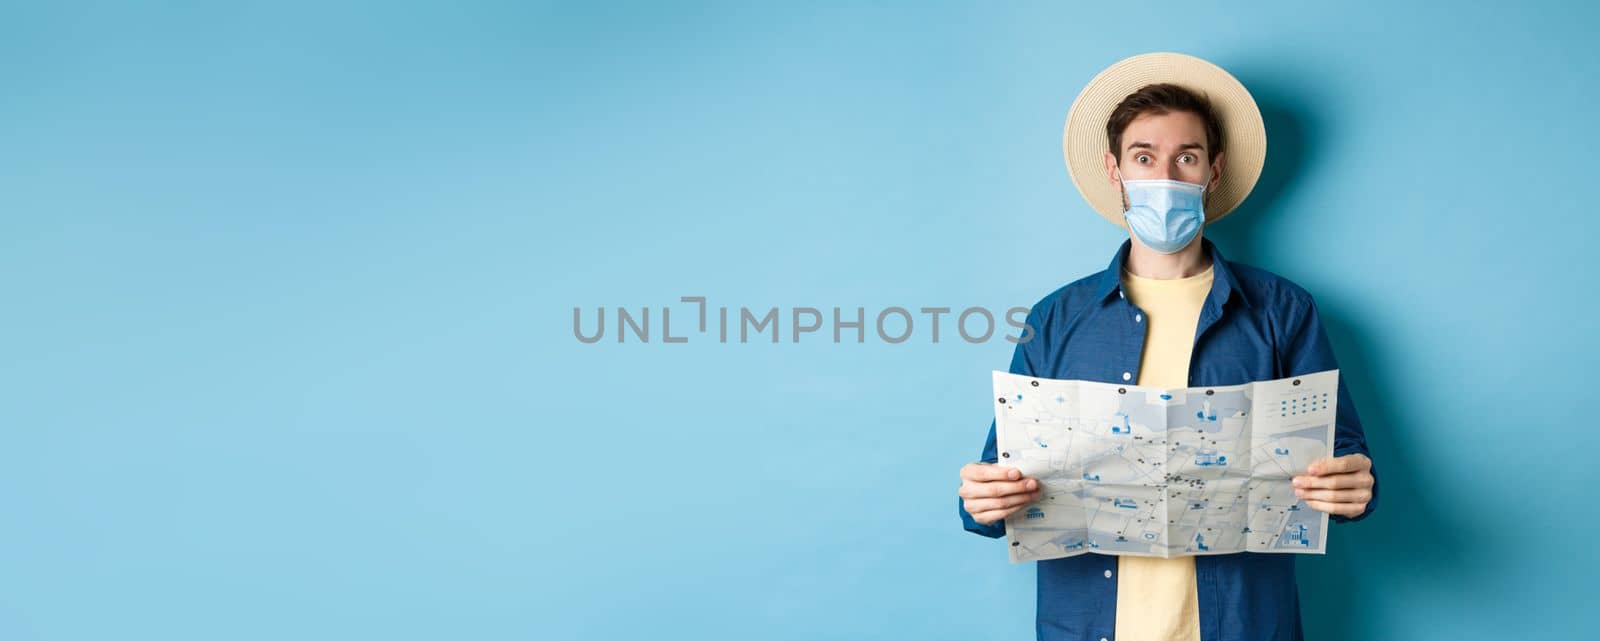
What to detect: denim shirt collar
<box><xmin>1094</xmin><ymin>236</ymin><xmax>1253</xmax><ymax>309</ymax></box>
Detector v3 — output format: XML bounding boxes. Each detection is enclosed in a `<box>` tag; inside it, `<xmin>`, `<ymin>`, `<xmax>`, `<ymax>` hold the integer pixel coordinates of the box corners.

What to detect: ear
<box><xmin>1103</xmin><ymin>150</ymin><xmax>1122</xmax><ymax>185</ymax></box>
<box><xmin>1105</xmin><ymin>150</ymin><xmax>1130</xmax><ymax>212</ymax></box>
<box><xmin>1207</xmin><ymin>150</ymin><xmax>1226</xmax><ymax>192</ymax></box>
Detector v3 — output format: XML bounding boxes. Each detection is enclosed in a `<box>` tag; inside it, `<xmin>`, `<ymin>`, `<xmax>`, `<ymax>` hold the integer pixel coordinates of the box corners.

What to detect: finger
<box><xmin>1294</xmin><ymin>487</ymin><xmax>1372</xmax><ymax>503</ymax></box>
<box><xmin>1303</xmin><ymin>498</ymin><xmax>1364</xmax><ymax>517</ymax></box>
<box><xmin>965</xmin><ymin>493</ymin><xmax>1034</xmax><ymax>515</ymax></box>
<box><xmin>961</xmin><ymin>463</ymin><xmax>1023</xmax><ymax>483</ymax></box>
<box><xmin>982</xmin><ymin>477</ymin><xmax>1039</xmax><ymax>498</ymax></box>
<box><xmin>1292</xmin><ymin>472</ymin><xmax>1371</xmax><ymax>490</ymax></box>
<box><xmin>971</xmin><ymin>503</ymin><xmax>1032</xmax><ymax>525</ymax></box>
<box><xmin>970</xmin><ymin>495</ymin><xmax>1042</xmax><ymax>524</ymax></box>
<box><xmin>971</xmin><ymin>510</ymin><xmax>1011</xmax><ymax>525</ymax></box>
<box><xmin>959</xmin><ymin>477</ymin><xmax>1039</xmax><ymax>499</ymax></box>
<box><xmin>965</xmin><ymin>490</ymin><xmax>1043</xmax><ymax>513</ymax></box>
<box><xmin>1307</xmin><ymin>454</ymin><xmax>1369</xmax><ymax>476</ymax></box>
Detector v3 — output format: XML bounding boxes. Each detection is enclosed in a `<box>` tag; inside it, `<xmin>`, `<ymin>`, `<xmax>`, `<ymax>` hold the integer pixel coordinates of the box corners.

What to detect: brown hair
<box><xmin>1105</xmin><ymin>83</ymin><xmax>1224</xmax><ymax>163</ymax></box>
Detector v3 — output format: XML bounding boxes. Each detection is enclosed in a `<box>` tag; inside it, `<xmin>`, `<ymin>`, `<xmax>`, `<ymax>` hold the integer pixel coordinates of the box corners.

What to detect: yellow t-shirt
<box><xmin>1113</xmin><ymin>263</ymin><xmax>1214</xmax><ymax>641</ymax></box>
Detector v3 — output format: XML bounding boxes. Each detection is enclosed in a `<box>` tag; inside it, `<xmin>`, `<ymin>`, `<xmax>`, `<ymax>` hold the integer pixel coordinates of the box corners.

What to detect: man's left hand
<box><xmin>1293</xmin><ymin>453</ymin><xmax>1373</xmax><ymax>518</ymax></box>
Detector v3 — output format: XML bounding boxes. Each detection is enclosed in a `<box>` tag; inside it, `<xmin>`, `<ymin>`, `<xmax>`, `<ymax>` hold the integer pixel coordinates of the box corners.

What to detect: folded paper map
<box><xmin>991</xmin><ymin>369</ymin><xmax>1338</xmax><ymax>563</ymax></box>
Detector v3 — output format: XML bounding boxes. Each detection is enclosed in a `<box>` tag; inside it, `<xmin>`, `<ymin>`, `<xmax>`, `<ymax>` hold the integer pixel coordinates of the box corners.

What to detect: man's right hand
<box><xmin>958</xmin><ymin>462</ymin><xmax>1043</xmax><ymax>525</ymax></box>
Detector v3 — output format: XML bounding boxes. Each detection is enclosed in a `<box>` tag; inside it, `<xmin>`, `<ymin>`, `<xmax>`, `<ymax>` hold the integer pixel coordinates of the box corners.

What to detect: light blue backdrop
<box><xmin>1</xmin><ymin>2</ymin><xmax>1593</xmax><ymax>639</ymax></box>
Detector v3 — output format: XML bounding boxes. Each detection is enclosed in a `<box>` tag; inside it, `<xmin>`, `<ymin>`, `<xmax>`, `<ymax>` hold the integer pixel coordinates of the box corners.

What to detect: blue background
<box><xmin>2</xmin><ymin>1</ymin><xmax>1594</xmax><ymax>639</ymax></box>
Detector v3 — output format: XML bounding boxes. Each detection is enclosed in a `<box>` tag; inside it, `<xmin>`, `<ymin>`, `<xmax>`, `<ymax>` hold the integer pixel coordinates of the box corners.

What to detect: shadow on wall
<box><xmin>1205</xmin><ymin>65</ymin><xmax>1487</xmax><ymax>641</ymax></box>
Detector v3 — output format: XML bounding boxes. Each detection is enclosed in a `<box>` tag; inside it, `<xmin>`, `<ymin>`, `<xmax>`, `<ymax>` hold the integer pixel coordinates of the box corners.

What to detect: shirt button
<box><xmin>1134</xmin><ymin>313</ymin><xmax>1142</xmax><ymax>323</ymax></box>
<box><xmin>1101</xmin><ymin>637</ymin><xmax>1110</xmax><ymax>641</ymax></box>
<box><xmin>1121</xmin><ymin>372</ymin><xmax>1131</xmax><ymax>381</ymax></box>
<box><xmin>1104</xmin><ymin>569</ymin><xmax>1113</xmax><ymax>578</ymax></box>
<box><xmin>1118</xmin><ymin>290</ymin><xmax>1125</xmax><ymax>299</ymax></box>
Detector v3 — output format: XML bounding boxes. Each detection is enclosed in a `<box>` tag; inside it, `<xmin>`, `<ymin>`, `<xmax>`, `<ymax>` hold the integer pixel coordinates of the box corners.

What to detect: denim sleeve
<box><xmin>1280</xmin><ymin>293</ymin><xmax>1379</xmax><ymax>524</ymax></box>
<box><xmin>959</xmin><ymin>307</ymin><xmax>1047</xmax><ymax>538</ymax></box>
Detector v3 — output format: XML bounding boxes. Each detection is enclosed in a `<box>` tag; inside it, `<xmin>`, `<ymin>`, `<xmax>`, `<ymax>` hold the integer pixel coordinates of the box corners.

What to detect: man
<box><xmin>955</xmin><ymin>53</ymin><xmax>1378</xmax><ymax>641</ymax></box>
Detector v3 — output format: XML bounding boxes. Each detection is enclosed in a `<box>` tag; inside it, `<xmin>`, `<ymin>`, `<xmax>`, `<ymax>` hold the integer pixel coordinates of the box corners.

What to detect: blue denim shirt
<box><xmin>959</xmin><ymin>237</ymin><xmax>1378</xmax><ymax>641</ymax></box>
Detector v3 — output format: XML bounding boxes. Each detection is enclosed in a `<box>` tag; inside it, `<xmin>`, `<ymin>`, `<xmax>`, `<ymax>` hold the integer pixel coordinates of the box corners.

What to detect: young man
<box><xmin>955</xmin><ymin>53</ymin><xmax>1378</xmax><ymax>641</ymax></box>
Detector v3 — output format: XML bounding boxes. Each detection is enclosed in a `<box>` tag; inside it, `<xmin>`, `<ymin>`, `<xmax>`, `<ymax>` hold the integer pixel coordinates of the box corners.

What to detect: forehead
<box><xmin>1120</xmin><ymin>111</ymin><xmax>1207</xmax><ymax>151</ymax></box>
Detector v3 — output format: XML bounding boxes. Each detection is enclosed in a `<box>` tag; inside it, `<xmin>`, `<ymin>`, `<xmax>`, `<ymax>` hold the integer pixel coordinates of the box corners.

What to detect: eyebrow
<box><xmin>1126</xmin><ymin>141</ymin><xmax>1206</xmax><ymax>153</ymax></box>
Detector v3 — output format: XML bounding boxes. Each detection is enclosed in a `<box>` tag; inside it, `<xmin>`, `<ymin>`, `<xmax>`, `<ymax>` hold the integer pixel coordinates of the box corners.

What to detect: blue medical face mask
<box><xmin>1120</xmin><ymin>178</ymin><xmax>1206</xmax><ymax>254</ymax></box>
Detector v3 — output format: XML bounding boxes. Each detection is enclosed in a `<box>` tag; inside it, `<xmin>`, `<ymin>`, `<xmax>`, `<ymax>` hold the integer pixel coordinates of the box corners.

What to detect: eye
<box><xmin>1136</xmin><ymin>153</ymin><xmax>1152</xmax><ymax>164</ymax></box>
<box><xmin>1178</xmin><ymin>153</ymin><xmax>1196</xmax><ymax>164</ymax></box>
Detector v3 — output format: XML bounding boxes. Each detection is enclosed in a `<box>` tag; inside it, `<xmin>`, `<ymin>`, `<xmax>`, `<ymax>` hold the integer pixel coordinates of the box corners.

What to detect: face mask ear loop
<box><xmin>1116</xmin><ymin>167</ymin><xmax>1130</xmax><ymax>214</ymax></box>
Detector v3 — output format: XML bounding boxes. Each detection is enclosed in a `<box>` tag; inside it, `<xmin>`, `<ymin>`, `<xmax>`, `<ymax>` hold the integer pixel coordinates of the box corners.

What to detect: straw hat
<box><xmin>1063</xmin><ymin>52</ymin><xmax>1266</xmax><ymax>227</ymax></box>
